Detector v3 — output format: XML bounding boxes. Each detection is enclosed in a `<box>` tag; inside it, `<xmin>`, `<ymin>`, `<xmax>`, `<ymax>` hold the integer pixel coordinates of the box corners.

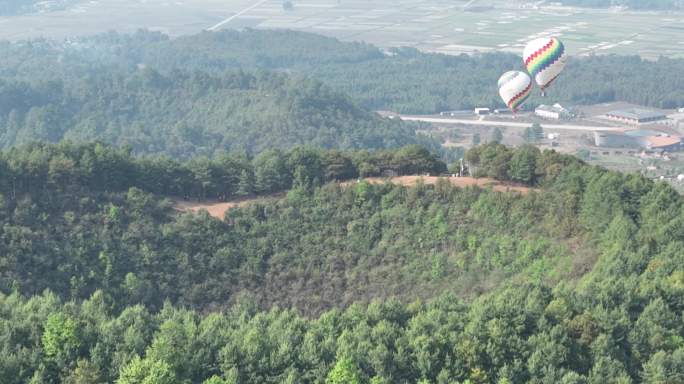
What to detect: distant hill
<box><xmin>0</xmin><ymin>70</ymin><xmax>436</xmax><ymax>157</ymax></box>
<box><xmin>3</xmin><ymin>29</ymin><xmax>684</xmax><ymax>114</ymax></box>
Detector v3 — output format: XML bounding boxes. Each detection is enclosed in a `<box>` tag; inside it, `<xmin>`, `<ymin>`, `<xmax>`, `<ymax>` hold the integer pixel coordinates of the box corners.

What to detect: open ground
<box><xmin>2</xmin><ymin>0</ymin><xmax>684</xmax><ymax>59</ymax></box>
<box><xmin>174</xmin><ymin>175</ymin><xmax>533</xmax><ymax>219</ymax></box>
<box><xmin>174</xmin><ymin>192</ymin><xmax>286</xmax><ymax>218</ymax></box>
<box><xmin>341</xmin><ymin>175</ymin><xmax>533</xmax><ymax>194</ymax></box>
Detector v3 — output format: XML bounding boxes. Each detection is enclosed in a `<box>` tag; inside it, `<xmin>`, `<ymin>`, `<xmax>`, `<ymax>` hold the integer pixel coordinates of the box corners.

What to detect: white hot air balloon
<box><xmin>498</xmin><ymin>70</ymin><xmax>532</xmax><ymax>113</ymax></box>
<box><xmin>523</xmin><ymin>37</ymin><xmax>567</xmax><ymax>96</ymax></box>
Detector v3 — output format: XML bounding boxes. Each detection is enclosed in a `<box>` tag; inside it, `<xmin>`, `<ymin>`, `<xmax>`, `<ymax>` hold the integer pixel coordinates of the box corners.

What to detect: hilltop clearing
<box><xmin>345</xmin><ymin>175</ymin><xmax>534</xmax><ymax>194</ymax></box>
<box><xmin>175</xmin><ymin>176</ymin><xmax>533</xmax><ymax>219</ymax></box>
<box><xmin>173</xmin><ymin>193</ymin><xmax>286</xmax><ymax>219</ymax></box>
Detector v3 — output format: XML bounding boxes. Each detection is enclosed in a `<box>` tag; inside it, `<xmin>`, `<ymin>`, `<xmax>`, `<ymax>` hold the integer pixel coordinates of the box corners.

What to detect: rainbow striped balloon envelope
<box><xmin>498</xmin><ymin>70</ymin><xmax>532</xmax><ymax>113</ymax></box>
<box><xmin>523</xmin><ymin>37</ymin><xmax>567</xmax><ymax>94</ymax></box>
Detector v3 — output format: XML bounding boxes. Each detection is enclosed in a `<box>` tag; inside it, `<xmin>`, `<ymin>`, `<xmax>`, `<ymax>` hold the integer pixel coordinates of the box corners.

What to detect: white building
<box><xmin>440</xmin><ymin>110</ymin><xmax>471</xmax><ymax>117</ymax></box>
<box><xmin>535</xmin><ymin>103</ymin><xmax>571</xmax><ymax>120</ymax></box>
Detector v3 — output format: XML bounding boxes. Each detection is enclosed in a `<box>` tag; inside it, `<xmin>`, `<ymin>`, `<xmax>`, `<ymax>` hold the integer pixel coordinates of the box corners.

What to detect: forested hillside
<box><xmin>3</xmin><ymin>29</ymin><xmax>684</xmax><ymax>114</ymax></box>
<box><xmin>0</xmin><ymin>142</ymin><xmax>447</xmax><ymax>309</ymax></box>
<box><xmin>1</xmin><ymin>142</ymin><xmax>683</xmax><ymax>383</ymax></box>
<box><xmin>0</xmin><ymin>69</ymin><xmax>437</xmax><ymax>157</ymax></box>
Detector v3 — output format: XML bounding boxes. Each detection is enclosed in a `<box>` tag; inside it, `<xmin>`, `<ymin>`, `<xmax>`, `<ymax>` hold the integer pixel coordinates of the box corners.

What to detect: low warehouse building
<box><xmin>594</xmin><ymin>129</ymin><xmax>682</xmax><ymax>151</ymax></box>
<box><xmin>594</xmin><ymin>131</ymin><xmax>638</xmax><ymax>148</ymax></box>
<box><xmin>605</xmin><ymin>109</ymin><xmax>667</xmax><ymax>125</ymax></box>
<box><xmin>535</xmin><ymin>104</ymin><xmax>571</xmax><ymax>120</ymax></box>
<box><xmin>645</xmin><ymin>136</ymin><xmax>683</xmax><ymax>151</ymax></box>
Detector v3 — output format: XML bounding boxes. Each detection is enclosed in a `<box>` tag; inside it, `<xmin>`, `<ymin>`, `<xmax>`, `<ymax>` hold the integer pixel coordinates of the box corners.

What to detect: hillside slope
<box><xmin>1</xmin><ymin>143</ymin><xmax>683</xmax><ymax>383</ymax></box>
<box><xmin>0</xmin><ymin>70</ymin><xmax>432</xmax><ymax>157</ymax></box>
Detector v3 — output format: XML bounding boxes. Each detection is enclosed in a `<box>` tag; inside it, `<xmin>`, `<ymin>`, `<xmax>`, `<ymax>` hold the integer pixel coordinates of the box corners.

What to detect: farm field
<box><xmin>1</xmin><ymin>0</ymin><xmax>684</xmax><ymax>59</ymax></box>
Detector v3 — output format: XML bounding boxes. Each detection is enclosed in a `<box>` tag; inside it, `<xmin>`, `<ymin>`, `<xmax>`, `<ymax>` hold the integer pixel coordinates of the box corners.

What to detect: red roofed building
<box><xmin>644</xmin><ymin>135</ymin><xmax>682</xmax><ymax>151</ymax></box>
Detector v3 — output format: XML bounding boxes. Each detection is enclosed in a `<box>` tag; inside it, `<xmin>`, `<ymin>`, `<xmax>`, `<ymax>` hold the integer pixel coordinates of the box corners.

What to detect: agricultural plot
<box><xmin>0</xmin><ymin>0</ymin><xmax>683</xmax><ymax>59</ymax></box>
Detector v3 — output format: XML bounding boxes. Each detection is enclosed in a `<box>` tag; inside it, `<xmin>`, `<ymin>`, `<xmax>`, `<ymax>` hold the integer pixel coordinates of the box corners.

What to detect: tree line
<box><xmin>2</xmin><ymin>29</ymin><xmax>684</xmax><ymax>114</ymax></box>
<box><xmin>0</xmin><ymin>141</ymin><xmax>446</xmax><ymax>201</ymax></box>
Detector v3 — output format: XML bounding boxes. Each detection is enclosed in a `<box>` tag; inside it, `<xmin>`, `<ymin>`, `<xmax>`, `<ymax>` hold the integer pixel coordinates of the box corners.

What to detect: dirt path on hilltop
<box><xmin>342</xmin><ymin>176</ymin><xmax>533</xmax><ymax>194</ymax></box>
<box><xmin>173</xmin><ymin>192</ymin><xmax>286</xmax><ymax>219</ymax></box>
<box><xmin>174</xmin><ymin>176</ymin><xmax>533</xmax><ymax>219</ymax></box>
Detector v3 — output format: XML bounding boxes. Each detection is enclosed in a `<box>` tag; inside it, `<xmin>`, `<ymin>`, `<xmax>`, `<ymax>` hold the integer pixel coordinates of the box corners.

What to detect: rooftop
<box><xmin>646</xmin><ymin>136</ymin><xmax>682</xmax><ymax>148</ymax></box>
<box><xmin>606</xmin><ymin>108</ymin><xmax>667</xmax><ymax>120</ymax></box>
<box><xmin>536</xmin><ymin>104</ymin><xmax>569</xmax><ymax>113</ymax></box>
<box><xmin>625</xmin><ymin>129</ymin><xmax>663</xmax><ymax>137</ymax></box>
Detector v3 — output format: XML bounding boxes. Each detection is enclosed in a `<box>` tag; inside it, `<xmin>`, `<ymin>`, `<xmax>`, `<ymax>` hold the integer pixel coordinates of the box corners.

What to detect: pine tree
<box><xmin>492</xmin><ymin>128</ymin><xmax>503</xmax><ymax>143</ymax></box>
<box><xmin>326</xmin><ymin>358</ymin><xmax>362</xmax><ymax>384</ymax></box>
<box><xmin>236</xmin><ymin>169</ymin><xmax>254</xmax><ymax>197</ymax></box>
<box><xmin>523</xmin><ymin>123</ymin><xmax>544</xmax><ymax>143</ymax></box>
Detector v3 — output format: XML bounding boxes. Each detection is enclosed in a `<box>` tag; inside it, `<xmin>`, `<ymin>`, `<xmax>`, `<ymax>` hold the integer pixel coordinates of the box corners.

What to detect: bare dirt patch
<box><xmin>343</xmin><ymin>176</ymin><xmax>534</xmax><ymax>194</ymax></box>
<box><xmin>174</xmin><ymin>192</ymin><xmax>285</xmax><ymax>219</ymax></box>
<box><xmin>174</xmin><ymin>176</ymin><xmax>533</xmax><ymax>219</ymax></box>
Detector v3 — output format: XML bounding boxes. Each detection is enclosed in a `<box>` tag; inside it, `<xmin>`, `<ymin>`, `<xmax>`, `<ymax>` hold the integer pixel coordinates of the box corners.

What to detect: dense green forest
<box><xmin>1</xmin><ymin>142</ymin><xmax>683</xmax><ymax>383</ymax></box>
<box><xmin>2</xmin><ymin>29</ymin><xmax>684</xmax><ymax>115</ymax></box>
<box><xmin>0</xmin><ymin>69</ymin><xmax>437</xmax><ymax>157</ymax></box>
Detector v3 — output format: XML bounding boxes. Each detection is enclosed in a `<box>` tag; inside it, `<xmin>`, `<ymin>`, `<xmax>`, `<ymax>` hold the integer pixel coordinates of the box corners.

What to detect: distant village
<box><xmin>440</xmin><ymin>102</ymin><xmax>684</xmax><ymax>153</ymax></box>
<box><xmin>430</xmin><ymin>101</ymin><xmax>684</xmax><ymax>190</ymax></box>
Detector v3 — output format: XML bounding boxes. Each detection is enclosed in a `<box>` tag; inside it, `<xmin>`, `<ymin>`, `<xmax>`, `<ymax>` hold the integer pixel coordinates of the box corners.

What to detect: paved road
<box><xmin>207</xmin><ymin>0</ymin><xmax>270</xmax><ymax>31</ymax></box>
<box><xmin>400</xmin><ymin>116</ymin><xmax>622</xmax><ymax>132</ymax></box>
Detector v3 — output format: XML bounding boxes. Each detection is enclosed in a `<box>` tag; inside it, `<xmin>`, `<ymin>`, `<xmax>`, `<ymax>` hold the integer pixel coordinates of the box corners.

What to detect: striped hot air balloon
<box><xmin>498</xmin><ymin>70</ymin><xmax>532</xmax><ymax>113</ymax></box>
<box><xmin>523</xmin><ymin>37</ymin><xmax>567</xmax><ymax>96</ymax></box>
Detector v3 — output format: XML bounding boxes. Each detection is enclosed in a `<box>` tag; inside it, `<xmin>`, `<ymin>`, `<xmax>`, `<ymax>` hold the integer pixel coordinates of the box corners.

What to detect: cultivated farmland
<box><xmin>1</xmin><ymin>0</ymin><xmax>684</xmax><ymax>59</ymax></box>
